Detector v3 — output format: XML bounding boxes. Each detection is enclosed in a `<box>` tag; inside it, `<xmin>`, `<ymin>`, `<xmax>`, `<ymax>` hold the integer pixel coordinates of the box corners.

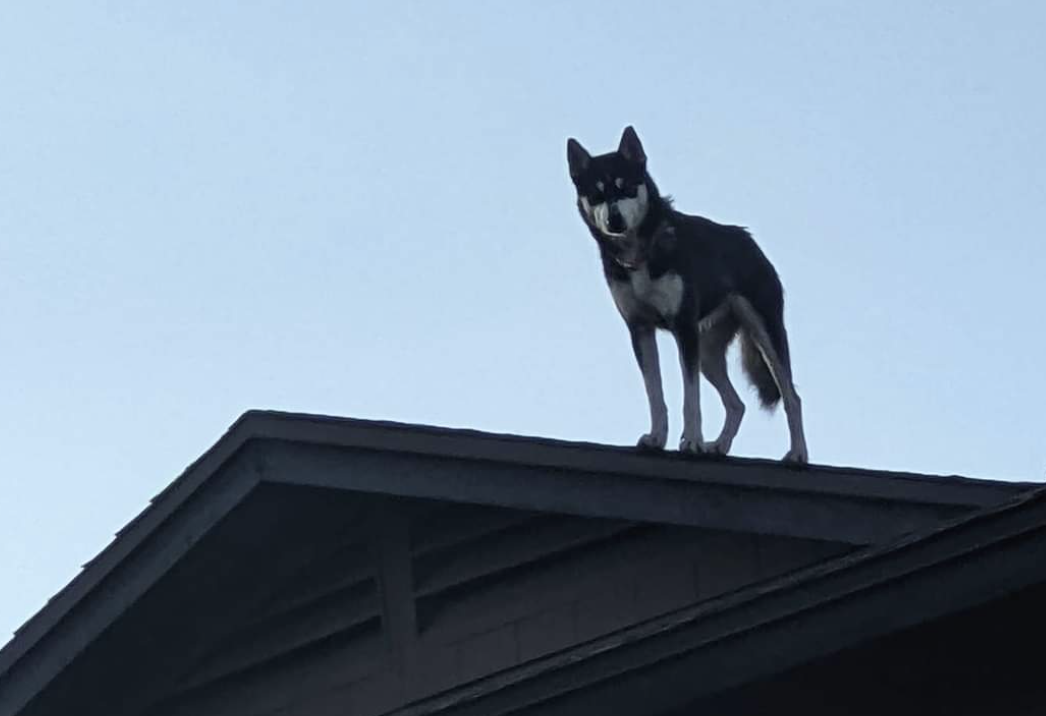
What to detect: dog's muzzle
<box><xmin>606</xmin><ymin>205</ymin><xmax>626</xmax><ymax>234</ymax></box>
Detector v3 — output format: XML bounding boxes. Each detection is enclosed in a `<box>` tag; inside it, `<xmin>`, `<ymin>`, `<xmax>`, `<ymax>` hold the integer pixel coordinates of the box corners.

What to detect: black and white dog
<box><xmin>567</xmin><ymin>126</ymin><xmax>808</xmax><ymax>463</ymax></box>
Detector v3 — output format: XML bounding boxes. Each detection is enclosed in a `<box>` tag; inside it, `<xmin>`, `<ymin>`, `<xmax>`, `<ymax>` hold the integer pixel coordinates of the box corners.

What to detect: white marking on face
<box><xmin>585</xmin><ymin>184</ymin><xmax>649</xmax><ymax>236</ymax></box>
<box><xmin>596</xmin><ymin>180</ymin><xmax>604</xmax><ymax>192</ymax></box>
<box><xmin>614</xmin><ymin>184</ymin><xmax>649</xmax><ymax>232</ymax></box>
<box><xmin>615</xmin><ymin>177</ymin><xmax>624</xmax><ymax>189</ymax></box>
<box><xmin>593</xmin><ymin>202</ymin><xmax>611</xmax><ymax>232</ymax></box>
<box><xmin>580</xmin><ymin>196</ymin><xmax>592</xmax><ymax>219</ymax></box>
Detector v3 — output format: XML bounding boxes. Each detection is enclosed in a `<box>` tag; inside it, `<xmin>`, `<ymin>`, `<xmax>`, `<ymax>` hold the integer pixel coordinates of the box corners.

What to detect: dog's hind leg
<box><xmin>699</xmin><ymin>316</ymin><xmax>745</xmax><ymax>456</ymax></box>
<box><xmin>629</xmin><ymin>325</ymin><xmax>669</xmax><ymax>450</ymax></box>
<box><xmin>731</xmin><ymin>295</ymin><xmax>809</xmax><ymax>464</ymax></box>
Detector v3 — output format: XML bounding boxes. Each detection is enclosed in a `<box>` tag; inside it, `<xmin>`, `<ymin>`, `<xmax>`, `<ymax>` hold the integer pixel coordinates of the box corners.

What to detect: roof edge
<box><xmin>0</xmin><ymin>417</ymin><xmax>261</xmax><ymax>695</ymax></box>
<box><xmin>238</xmin><ymin>409</ymin><xmax>1035</xmax><ymax>506</ymax></box>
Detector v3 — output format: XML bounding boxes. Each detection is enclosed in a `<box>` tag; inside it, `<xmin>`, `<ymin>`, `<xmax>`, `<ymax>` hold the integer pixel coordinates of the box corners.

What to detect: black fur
<box><xmin>567</xmin><ymin>127</ymin><xmax>791</xmax><ymax>410</ymax></box>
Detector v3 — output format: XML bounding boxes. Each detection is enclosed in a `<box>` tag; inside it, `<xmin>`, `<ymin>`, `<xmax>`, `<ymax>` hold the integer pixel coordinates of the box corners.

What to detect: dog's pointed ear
<box><xmin>567</xmin><ymin>137</ymin><xmax>591</xmax><ymax>179</ymax></box>
<box><xmin>618</xmin><ymin>125</ymin><xmax>646</xmax><ymax>166</ymax></box>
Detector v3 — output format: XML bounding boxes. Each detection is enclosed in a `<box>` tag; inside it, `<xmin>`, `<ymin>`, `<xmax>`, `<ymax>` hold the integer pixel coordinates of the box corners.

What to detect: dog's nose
<box><xmin>607</xmin><ymin>205</ymin><xmax>625</xmax><ymax>233</ymax></box>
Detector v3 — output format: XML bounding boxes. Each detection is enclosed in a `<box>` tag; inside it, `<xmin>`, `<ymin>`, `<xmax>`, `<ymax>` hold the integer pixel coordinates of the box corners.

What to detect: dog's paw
<box><xmin>637</xmin><ymin>430</ymin><xmax>667</xmax><ymax>451</ymax></box>
<box><xmin>703</xmin><ymin>439</ymin><xmax>731</xmax><ymax>456</ymax></box>
<box><xmin>678</xmin><ymin>436</ymin><xmax>709</xmax><ymax>455</ymax></box>
<box><xmin>782</xmin><ymin>446</ymin><xmax>809</xmax><ymax>465</ymax></box>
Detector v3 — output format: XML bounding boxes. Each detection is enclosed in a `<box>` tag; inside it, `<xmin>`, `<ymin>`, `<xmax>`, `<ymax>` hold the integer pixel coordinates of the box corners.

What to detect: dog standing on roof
<box><xmin>566</xmin><ymin>126</ymin><xmax>809</xmax><ymax>464</ymax></box>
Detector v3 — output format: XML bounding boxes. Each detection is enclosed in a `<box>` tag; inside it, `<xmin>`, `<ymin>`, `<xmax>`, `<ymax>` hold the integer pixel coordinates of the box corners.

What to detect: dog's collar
<box><xmin>606</xmin><ymin>218</ymin><xmax>672</xmax><ymax>271</ymax></box>
<box><xmin>603</xmin><ymin>234</ymin><xmax>641</xmax><ymax>271</ymax></box>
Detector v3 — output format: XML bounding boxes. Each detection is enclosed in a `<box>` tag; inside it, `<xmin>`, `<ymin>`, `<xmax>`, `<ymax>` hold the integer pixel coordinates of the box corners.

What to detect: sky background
<box><xmin>1</xmin><ymin>1</ymin><xmax>1044</xmax><ymax>642</ymax></box>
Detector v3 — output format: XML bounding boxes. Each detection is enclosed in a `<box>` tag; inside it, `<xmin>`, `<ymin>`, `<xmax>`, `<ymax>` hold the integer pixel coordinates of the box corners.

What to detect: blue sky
<box><xmin>1</xmin><ymin>2</ymin><xmax>1044</xmax><ymax>641</ymax></box>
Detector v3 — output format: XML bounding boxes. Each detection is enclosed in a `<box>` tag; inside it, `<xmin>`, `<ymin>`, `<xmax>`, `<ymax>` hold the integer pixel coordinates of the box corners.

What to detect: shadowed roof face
<box><xmin>0</xmin><ymin>411</ymin><xmax>1037</xmax><ymax>716</ymax></box>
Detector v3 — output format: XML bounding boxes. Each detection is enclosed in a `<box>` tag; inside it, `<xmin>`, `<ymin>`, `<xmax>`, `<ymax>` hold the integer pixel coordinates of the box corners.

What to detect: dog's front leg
<box><xmin>629</xmin><ymin>325</ymin><xmax>668</xmax><ymax>450</ymax></box>
<box><xmin>673</xmin><ymin>321</ymin><xmax>706</xmax><ymax>453</ymax></box>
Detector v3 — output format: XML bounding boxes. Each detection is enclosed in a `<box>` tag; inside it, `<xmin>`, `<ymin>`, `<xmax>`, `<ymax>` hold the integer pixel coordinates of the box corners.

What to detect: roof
<box><xmin>0</xmin><ymin>410</ymin><xmax>1037</xmax><ymax>715</ymax></box>
<box><xmin>390</xmin><ymin>482</ymin><xmax>1046</xmax><ymax>716</ymax></box>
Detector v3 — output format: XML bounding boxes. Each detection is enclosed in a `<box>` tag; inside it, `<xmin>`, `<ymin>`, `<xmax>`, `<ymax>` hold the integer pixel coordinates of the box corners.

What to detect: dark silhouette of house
<box><xmin>1</xmin><ymin>411</ymin><xmax>1044</xmax><ymax>716</ymax></box>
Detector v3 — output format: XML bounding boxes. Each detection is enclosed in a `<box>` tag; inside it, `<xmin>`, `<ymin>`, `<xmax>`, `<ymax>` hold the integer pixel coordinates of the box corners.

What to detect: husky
<box><xmin>566</xmin><ymin>126</ymin><xmax>808</xmax><ymax>463</ymax></box>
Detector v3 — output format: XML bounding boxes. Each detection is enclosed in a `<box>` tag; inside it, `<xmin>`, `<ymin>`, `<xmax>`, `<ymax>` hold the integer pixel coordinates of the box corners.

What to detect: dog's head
<box><xmin>567</xmin><ymin>126</ymin><xmax>651</xmax><ymax>240</ymax></box>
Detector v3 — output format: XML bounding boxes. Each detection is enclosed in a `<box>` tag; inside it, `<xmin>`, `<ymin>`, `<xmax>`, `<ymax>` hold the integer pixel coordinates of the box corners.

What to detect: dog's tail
<box><xmin>737</xmin><ymin>285</ymin><xmax>790</xmax><ymax>411</ymax></box>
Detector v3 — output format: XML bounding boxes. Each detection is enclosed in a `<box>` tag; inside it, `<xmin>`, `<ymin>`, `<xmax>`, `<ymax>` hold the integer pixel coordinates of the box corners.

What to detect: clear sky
<box><xmin>2</xmin><ymin>2</ymin><xmax>1044</xmax><ymax>642</ymax></box>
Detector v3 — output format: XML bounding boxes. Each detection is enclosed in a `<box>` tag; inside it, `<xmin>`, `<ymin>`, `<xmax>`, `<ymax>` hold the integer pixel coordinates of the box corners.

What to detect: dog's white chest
<box><xmin>610</xmin><ymin>268</ymin><xmax>684</xmax><ymax>322</ymax></box>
